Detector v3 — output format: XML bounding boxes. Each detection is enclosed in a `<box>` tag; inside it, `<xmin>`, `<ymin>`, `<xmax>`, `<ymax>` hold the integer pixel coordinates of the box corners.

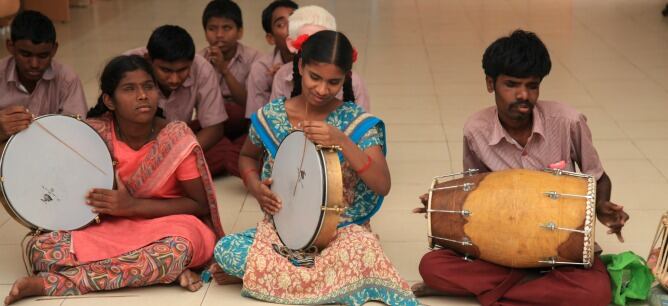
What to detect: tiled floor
<box><xmin>1</xmin><ymin>0</ymin><xmax>667</xmax><ymax>305</ymax></box>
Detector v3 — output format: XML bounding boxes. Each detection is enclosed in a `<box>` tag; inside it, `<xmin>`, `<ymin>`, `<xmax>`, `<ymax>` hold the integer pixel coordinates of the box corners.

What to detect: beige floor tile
<box><xmin>389</xmin><ymin>160</ymin><xmax>452</xmax><ymax>186</ymax></box>
<box><xmin>603</xmin><ymin>160</ymin><xmax>668</xmax><ymax>185</ymax></box>
<box><xmin>618</xmin><ymin>121</ymin><xmax>668</xmax><ymax>140</ymax></box>
<box><xmin>371</xmin><ymin>95</ymin><xmax>439</xmax><ymax>112</ymax></box>
<box><xmin>59</xmin><ymin>284</ymin><xmax>207</xmax><ymax>306</ymax></box>
<box><xmin>0</xmin><ymin>245</ymin><xmax>29</xmax><ymax>285</ymax></box>
<box><xmin>418</xmin><ymin>296</ymin><xmax>478</xmax><ymax>306</ymax></box>
<box><xmin>584</xmin><ymin>80</ymin><xmax>668</xmax><ymax>107</ymax></box>
<box><xmin>380</xmin><ymin>241</ymin><xmax>430</xmax><ymax>282</ymax></box>
<box><xmin>367</xmin><ymin>83</ymin><xmax>436</xmax><ymax>97</ymax></box>
<box><xmin>0</xmin><ymin>220</ymin><xmax>32</xmax><ymax>245</ymax></box>
<box><xmin>635</xmin><ymin>140</ymin><xmax>668</xmax><ymax>161</ymax></box>
<box><xmin>603</xmin><ymin>103</ymin><xmax>668</xmax><ymax>122</ymax></box>
<box><xmin>387</xmin><ymin>142</ymin><xmax>450</xmax><ymax>162</ymax></box>
<box><xmin>202</xmin><ymin>283</ymin><xmax>280</xmax><ymax>305</ymax></box>
<box><xmin>651</xmin><ymin>159</ymin><xmax>668</xmax><ymax>181</ymax></box>
<box><xmin>375</xmin><ymin>108</ymin><xmax>442</xmax><ymax>125</ymax></box>
<box><xmin>593</xmin><ymin>140</ymin><xmax>645</xmax><ymax>160</ymax></box>
<box><xmin>612</xmin><ymin>182</ymin><xmax>668</xmax><ymax>211</ymax></box>
<box><xmin>577</xmin><ymin>107</ymin><xmax>629</xmax><ymax>140</ymax></box>
<box><xmin>562</xmin><ymin>57</ymin><xmax>647</xmax><ymax>82</ymax></box>
<box><xmin>372</xmin><ymin>210</ymin><xmax>427</xmax><ymax>242</ymax></box>
<box><xmin>230</xmin><ymin>211</ymin><xmax>264</xmax><ymax>234</ymax></box>
<box><xmin>385</xmin><ymin>124</ymin><xmax>446</xmax><ymax>142</ymax></box>
<box><xmin>383</xmin><ymin>183</ymin><xmax>432</xmax><ymax>212</ymax></box>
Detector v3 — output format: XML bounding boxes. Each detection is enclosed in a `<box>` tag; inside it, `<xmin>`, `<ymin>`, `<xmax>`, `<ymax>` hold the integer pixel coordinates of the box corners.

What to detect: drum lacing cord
<box><xmin>20</xmin><ymin>230</ymin><xmax>40</xmax><ymax>276</ymax></box>
<box><xmin>272</xmin><ymin>244</ymin><xmax>318</xmax><ymax>268</ymax></box>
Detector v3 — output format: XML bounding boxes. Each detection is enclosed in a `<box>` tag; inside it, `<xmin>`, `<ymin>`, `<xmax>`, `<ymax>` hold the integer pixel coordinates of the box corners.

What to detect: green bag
<box><xmin>601</xmin><ymin>251</ymin><xmax>655</xmax><ymax>305</ymax></box>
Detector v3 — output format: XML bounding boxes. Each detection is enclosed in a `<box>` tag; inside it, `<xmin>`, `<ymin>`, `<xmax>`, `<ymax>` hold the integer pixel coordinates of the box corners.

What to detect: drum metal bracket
<box><xmin>431</xmin><ymin>182</ymin><xmax>476</xmax><ymax>192</ymax></box>
<box><xmin>540</xmin><ymin>222</ymin><xmax>589</xmax><ymax>234</ymax></box>
<box><xmin>538</xmin><ymin>256</ymin><xmax>590</xmax><ymax>266</ymax></box>
<box><xmin>428</xmin><ymin>235</ymin><xmax>472</xmax><ymax>246</ymax></box>
<box><xmin>433</xmin><ymin>169</ymin><xmax>479</xmax><ymax>181</ymax></box>
<box><xmin>543</xmin><ymin>168</ymin><xmax>591</xmax><ymax>178</ymax></box>
<box><xmin>427</xmin><ymin>208</ymin><xmax>472</xmax><ymax>217</ymax></box>
<box><xmin>544</xmin><ymin>191</ymin><xmax>593</xmax><ymax>201</ymax></box>
<box><xmin>315</xmin><ymin>144</ymin><xmax>342</xmax><ymax>152</ymax></box>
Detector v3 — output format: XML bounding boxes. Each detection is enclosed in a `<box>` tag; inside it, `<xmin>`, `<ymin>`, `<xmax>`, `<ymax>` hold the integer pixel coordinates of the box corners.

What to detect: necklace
<box><xmin>115</xmin><ymin>118</ymin><xmax>156</xmax><ymax>148</ymax></box>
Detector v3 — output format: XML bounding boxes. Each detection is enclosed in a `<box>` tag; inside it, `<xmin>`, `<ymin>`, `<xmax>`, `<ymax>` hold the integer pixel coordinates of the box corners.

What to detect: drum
<box><xmin>426</xmin><ymin>168</ymin><xmax>597</xmax><ymax>268</ymax></box>
<box><xmin>271</xmin><ymin>130</ymin><xmax>344</xmax><ymax>252</ymax></box>
<box><xmin>648</xmin><ymin>212</ymin><xmax>668</xmax><ymax>290</ymax></box>
<box><xmin>0</xmin><ymin>115</ymin><xmax>114</xmax><ymax>231</ymax></box>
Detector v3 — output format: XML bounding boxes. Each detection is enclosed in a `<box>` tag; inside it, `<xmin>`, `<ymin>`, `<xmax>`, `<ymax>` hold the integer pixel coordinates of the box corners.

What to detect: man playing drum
<box><xmin>0</xmin><ymin>10</ymin><xmax>88</xmax><ymax>142</ymax></box>
<box><xmin>413</xmin><ymin>29</ymin><xmax>629</xmax><ymax>306</ymax></box>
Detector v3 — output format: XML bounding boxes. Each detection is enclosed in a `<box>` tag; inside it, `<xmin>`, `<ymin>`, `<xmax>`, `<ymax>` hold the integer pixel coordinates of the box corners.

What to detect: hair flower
<box><xmin>292</xmin><ymin>34</ymin><xmax>310</xmax><ymax>51</ymax></box>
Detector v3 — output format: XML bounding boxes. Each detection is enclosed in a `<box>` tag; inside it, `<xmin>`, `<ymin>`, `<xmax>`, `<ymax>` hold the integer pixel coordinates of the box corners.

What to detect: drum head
<box><xmin>0</xmin><ymin>115</ymin><xmax>114</xmax><ymax>231</ymax></box>
<box><xmin>271</xmin><ymin>131</ymin><xmax>326</xmax><ymax>250</ymax></box>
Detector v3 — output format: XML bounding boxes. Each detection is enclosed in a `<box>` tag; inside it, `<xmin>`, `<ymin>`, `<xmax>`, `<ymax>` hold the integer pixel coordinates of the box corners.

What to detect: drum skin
<box><xmin>0</xmin><ymin>115</ymin><xmax>113</xmax><ymax>231</ymax></box>
<box><xmin>428</xmin><ymin>169</ymin><xmax>596</xmax><ymax>268</ymax></box>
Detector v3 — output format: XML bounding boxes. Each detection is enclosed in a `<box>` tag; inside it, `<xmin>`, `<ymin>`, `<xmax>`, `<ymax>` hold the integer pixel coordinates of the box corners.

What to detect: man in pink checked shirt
<box><xmin>412</xmin><ymin>29</ymin><xmax>629</xmax><ymax>306</ymax></box>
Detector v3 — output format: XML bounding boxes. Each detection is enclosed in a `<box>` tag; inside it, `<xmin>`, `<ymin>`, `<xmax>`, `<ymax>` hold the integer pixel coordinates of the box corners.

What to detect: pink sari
<box><xmin>70</xmin><ymin>114</ymin><xmax>224</xmax><ymax>267</ymax></box>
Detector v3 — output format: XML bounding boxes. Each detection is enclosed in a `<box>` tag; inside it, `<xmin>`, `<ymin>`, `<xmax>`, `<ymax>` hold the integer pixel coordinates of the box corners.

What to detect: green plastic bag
<box><xmin>601</xmin><ymin>251</ymin><xmax>655</xmax><ymax>305</ymax></box>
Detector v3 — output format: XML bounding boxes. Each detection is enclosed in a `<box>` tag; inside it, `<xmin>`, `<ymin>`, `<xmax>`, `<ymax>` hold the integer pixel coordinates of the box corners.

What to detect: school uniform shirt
<box><xmin>462</xmin><ymin>100</ymin><xmax>605</xmax><ymax>180</ymax></box>
<box><xmin>268</xmin><ymin>61</ymin><xmax>371</xmax><ymax>112</ymax></box>
<box><xmin>245</xmin><ymin>50</ymin><xmax>284</xmax><ymax>118</ymax></box>
<box><xmin>0</xmin><ymin>56</ymin><xmax>87</xmax><ymax>117</ymax></box>
<box><xmin>198</xmin><ymin>42</ymin><xmax>260</xmax><ymax>105</ymax></box>
<box><xmin>124</xmin><ymin>47</ymin><xmax>227</xmax><ymax>128</ymax></box>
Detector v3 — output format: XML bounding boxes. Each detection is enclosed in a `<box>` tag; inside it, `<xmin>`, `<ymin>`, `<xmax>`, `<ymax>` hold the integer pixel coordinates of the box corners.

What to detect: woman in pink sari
<box><xmin>4</xmin><ymin>55</ymin><xmax>224</xmax><ymax>305</ymax></box>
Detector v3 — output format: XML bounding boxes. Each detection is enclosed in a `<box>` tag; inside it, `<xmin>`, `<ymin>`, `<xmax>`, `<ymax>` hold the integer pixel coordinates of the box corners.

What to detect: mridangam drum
<box><xmin>271</xmin><ymin>130</ymin><xmax>344</xmax><ymax>253</ymax></box>
<box><xmin>0</xmin><ymin>115</ymin><xmax>114</xmax><ymax>231</ymax></box>
<box><xmin>648</xmin><ymin>212</ymin><xmax>668</xmax><ymax>290</ymax></box>
<box><xmin>427</xmin><ymin>168</ymin><xmax>596</xmax><ymax>268</ymax></box>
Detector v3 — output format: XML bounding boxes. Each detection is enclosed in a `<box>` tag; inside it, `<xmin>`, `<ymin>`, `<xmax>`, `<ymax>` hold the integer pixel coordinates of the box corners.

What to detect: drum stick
<box><xmin>33</xmin><ymin>120</ymin><xmax>108</xmax><ymax>175</ymax></box>
<box><xmin>35</xmin><ymin>294</ymin><xmax>138</xmax><ymax>301</ymax></box>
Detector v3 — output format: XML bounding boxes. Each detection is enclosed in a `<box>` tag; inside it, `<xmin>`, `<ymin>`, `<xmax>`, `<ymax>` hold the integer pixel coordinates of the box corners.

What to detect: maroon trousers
<box><xmin>190</xmin><ymin>102</ymin><xmax>248</xmax><ymax>177</ymax></box>
<box><xmin>419</xmin><ymin>249</ymin><xmax>611</xmax><ymax>306</ymax></box>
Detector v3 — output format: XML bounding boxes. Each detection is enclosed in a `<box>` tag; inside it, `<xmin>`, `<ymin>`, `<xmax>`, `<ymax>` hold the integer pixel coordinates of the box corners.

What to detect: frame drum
<box><xmin>0</xmin><ymin>115</ymin><xmax>114</xmax><ymax>231</ymax></box>
<box><xmin>271</xmin><ymin>131</ymin><xmax>344</xmax><ymax>252</ymax></box>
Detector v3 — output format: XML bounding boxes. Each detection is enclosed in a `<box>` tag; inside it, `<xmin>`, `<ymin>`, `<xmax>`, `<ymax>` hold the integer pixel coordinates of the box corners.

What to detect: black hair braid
<box><xmin>342</xmin><ymin>73</ymin><xmax>355</xmax><ymax>103</ymax></box>
<box><xmin>86</xmin><ymin>95</ymin><xmax>111</xmax><ymax>118</ymax></box>
<box><xmin>290</xmin><ymin>52</ymin><xmax>302</xmax><ymax>98</ymax></box>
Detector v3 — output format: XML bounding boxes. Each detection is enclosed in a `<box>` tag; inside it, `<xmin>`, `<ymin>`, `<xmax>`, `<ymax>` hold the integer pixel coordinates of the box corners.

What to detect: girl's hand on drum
<box><xmin>302</xmin><ymin>121</ymin><xmax>345</xmax><ymax>147</ymax></box>
<box><xmin>252</xmin><ymin>178</ymin><xmax>282</xmax><ymax>215</ymax></box>
<box><xmin>0</xmin><ymin>106</ymin><xmax>32</xmax><ymax>141</ymax></box>
<box><xmin>86</xmin><ymin>174</ymin><xmax>137</xmax><ymax>217</ymax></box>
<box><xmin>597</xmin><ymin>201</ymin><xmax>629</xmax><ymax>242</ymax></box>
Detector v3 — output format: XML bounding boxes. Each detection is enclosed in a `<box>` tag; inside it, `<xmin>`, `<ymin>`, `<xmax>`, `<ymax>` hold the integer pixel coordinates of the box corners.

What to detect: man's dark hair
<box><xmin>10</xmin><ymin>10</ymin><xmax>56</xmax><ymax>44</ymax></box>
<box><xmin>482</xmin><ymin>29</ymin><xmax>551</xmax><ymax>80</ymax></box>
<box><xmin>202</xmin><ymin>0</ymin><xmax>243</xmax><ymax>29</ymax></box>
<box><xmin>146</xmin><ymin>25</ymin><xmax>196</xmax><ymax>62</ymax></box>
<box><xmin>261</xmin><ymin>0</ymin><xmax>298</xmax><ymax>34</ymax></box>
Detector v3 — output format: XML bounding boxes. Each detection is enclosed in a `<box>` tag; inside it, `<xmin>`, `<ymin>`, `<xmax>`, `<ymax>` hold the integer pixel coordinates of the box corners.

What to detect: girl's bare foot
<box><xmin>411</xmin><ymin>282</ymin><xmax>448</xmax><ymax>297</ymax></box>
<box><xmin>4</xmin><ymin>276</ymin><xmax>45</xmax><ymax>305</ymax></box>
<box><xmin>178</xmin><ymin>269</ymin><xmax>203</xmax><ymax>292</ymax></box>
<box><xmin>209</xmin><ymin>263</ymin><xmax>242</xmax><ymax>285</ymax></box>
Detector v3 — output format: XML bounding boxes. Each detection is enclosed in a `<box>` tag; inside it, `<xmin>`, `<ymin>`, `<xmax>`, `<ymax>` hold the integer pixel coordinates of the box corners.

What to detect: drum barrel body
<box><xmin>428</xmin><ymin>169</ymin><xmax>596</xmax><ymax>268</ymax></box>
<box><xmin>311</xmin><ymin>149</ymin><xmax>344</xmax><ymax>251</ymax></box>
<box><xmin>271</xmin><ymin>131</ymin><xmax>344</xmax><ymax>253</ymax></box>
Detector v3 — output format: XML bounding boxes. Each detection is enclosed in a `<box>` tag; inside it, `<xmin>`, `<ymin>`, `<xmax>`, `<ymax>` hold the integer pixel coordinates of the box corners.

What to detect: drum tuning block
<box><xmin>428</xmin><ymin>235</ymin><xmax>472</xmax><ymax>246</ymax></box>
<box><xmin>428</xmin><ymin>208</ymin><xmax>472</xmax><ymax>217</ymax></box>
<box><xmin>543</xmin><ymin>168</ymin><xmax>591</xmax><ymax>178</ymax></box>
<box><xmin>430</xmin><ymin>182</ymin><xmax>476</xmax><ymax>193</ymax></box>
<box><xmin>321</xmin><ymin>206</ymin><xmax>345</xmax><ymax>213</ymax></box>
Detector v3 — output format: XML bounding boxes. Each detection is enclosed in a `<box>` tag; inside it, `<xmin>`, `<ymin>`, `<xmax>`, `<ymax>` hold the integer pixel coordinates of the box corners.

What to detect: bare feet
<box><xmin>178</xmin><ymin>269</ymin><xmax>203</xmax><ymax>292</ymax></box>
<box><xmin>209</xmin><ymin>263</ymin><xmax>242</xmax><ymax>285</ymax></box>
<box><xmin>4</xmin><ymin>276</ymin><xmax>45</xmax><ymax>305</ymax></box>
<box><xmin>411</xmin><ymin>282</ymin><xmax>448</xmax><ymax>297</ymax></box>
